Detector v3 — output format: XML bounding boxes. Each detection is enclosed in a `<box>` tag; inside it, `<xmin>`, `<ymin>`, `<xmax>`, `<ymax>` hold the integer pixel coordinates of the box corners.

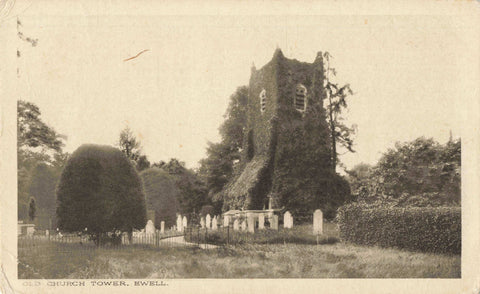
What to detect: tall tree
<box><xmin>140</xmin><ymin>168</ymin><xmax>180</xmax><ymax>228</ymax></box>
<box><xmin>117</xmin><ymin>126</ymin><xmax>150</xmax><ymax>171</ymax></box>
<box><xmin>17</xmin><ymin>100</ymin><xmax>65</xmax><ymax>221</ymax></box>
<box><xmin>322</xmin><ymin>52</ymin><xmax>356</xmax><ymax>171</ymax></box>
<box><xmin>198</xmin><ymin>86</ymin><xmax>248</xmax><ymax>212</ymax></box>
<box><xmin>17</xmin><ymin>100</ymin><xmax>64</xmax><ymax>153</ymax></box>
<box><xmin>118</xmin><ymin>126</ymin><xmax>141</xmax><ymax>161</ymax></box>
<box><xmin>156</xmin><ymin>158</ymin><xmax>208</xmax><ymax>219</ymax></box>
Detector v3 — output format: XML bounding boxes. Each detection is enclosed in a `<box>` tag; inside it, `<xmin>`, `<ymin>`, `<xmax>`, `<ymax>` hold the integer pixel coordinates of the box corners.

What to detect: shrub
<box><xmin>185</xmin><ymin>226</ymin><xmax>338</xmax><ymax>246</ymax></box>
<box><xmin>337</xmin><ymin>203</ymin><xmax>461</xmax><ymax>254</ymax></box>
<box><xmin>140</xmin><ymin>168</ymin><xmax>179</xmax><ymax>228</ymax></box>
<box><xmin>56</xmin><ymin>144</ymin><xmax>146</xmax><ymax>241</ymax></box>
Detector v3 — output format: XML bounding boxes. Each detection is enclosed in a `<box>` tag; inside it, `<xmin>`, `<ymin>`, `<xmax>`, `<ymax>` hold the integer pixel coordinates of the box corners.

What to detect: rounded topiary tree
<box><xmin>56</xmin><ymin>144</ymin><xmax>146</xmax><ymax>244</ymax></box>
<box><xmin>140</xmin><ymin>168</ymin><xmax>179</xmax><ymax>228</ymax></box>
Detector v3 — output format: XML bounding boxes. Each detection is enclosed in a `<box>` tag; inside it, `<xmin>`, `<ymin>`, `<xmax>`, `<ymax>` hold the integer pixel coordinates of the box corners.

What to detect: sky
<box><xmin>10</xmin><ymin>2</ymin><xmax>477</xmax><ymax>170</ymax></box>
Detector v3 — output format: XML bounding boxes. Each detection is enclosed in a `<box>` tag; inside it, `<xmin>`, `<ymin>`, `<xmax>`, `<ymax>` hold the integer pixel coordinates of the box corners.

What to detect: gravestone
<box><xmin>313</xmin><ymin>209</ymin><xmax>323</xmax><ymax>235</ymax></box>
<box><xmin>206</xmin><ymin>214</ymin><xmax>211</xmax><ymax>229</ymax></box>
<box><xmin>176</xmin><ymin>215</ymin><xmax>183</xmax><ymax>232</ymax></box>
<box><xmin>223</xmin><ymin>215</ymin><xmax>230</xmax><ymax>227</ymax></box>
<box><xmin>241</xmin><ymin>220</ymin><xmax>247</xmax><ymax>231</ymax></box>
<box><xmin>247</xmin><ymin>215</ymin><xmax>255</xmax><ymax>233</ymax></box>
<box><xmin>258</xmin><ymin>214</ymin><xmax>265</xmax><ymax>229</ymax></box>
<box><xmin>284</xmin><ymin>211</ymin><xmax>293</xmax><ymax>229</ymax></box>
<box><xmin>271</xmin><ymin>215</ymin><xmax>279</xmax><ymax>230</ymax></box>
<box><xmin>233</xmin><ymin>219</ymin><xmax>239</xmax><ymax>231</ymax></box>
<box><xmin>45</xmin><ymin>230</ymin><xmax>49</xmax><ymax>237</ymax></box>
<box><xmin>145</xmin><ymin>220</ymin><xmax>155</xmax><ymax>235</ymax></box>
<box><xmin>160</xmin><ymin>221</ymin><xmax>165</xmax><ymax>233</ymax></box>
<box><xmin>182</xmin><ymin>216</ymin><xmax>187</xmax><ymax>230</ymax></box>
<box><xmin>200</xmin><ymin>217</ymin><xmax>205</xmax><ymax>228</ymax></box>
<box><xmin>212</xmin><ymin>216</ymin><xmax>217</xmax><ymax>230</ymax></box>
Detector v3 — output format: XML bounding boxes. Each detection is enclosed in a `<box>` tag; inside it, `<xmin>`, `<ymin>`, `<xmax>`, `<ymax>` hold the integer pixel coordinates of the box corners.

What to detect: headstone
<box><xmin>241</xmin><ymin>220</ymin><xmax>247</xmax><ymax>231</ymax></box>
<box><xmin>223</xmin><ymin>215</ymin><xmax>230</xmax><ymax>227</ymax></box>
<box><xmin>233</xmin><ymin>219</ymin><xmax>239</xmax><ymax>231</ymax></box>
<box><xmin>160</xmin><ymin>221</ymin><xmax>165</xmax><ymax>233</ymax></box>
<box><xmin>206</xmin><ymin>214</ymin><xmax>211</xmax><ymax>229</ymax></box>
<box><xmin>145</xmin><ymin>220</ymin><xmax>155</xmax><ymax>235</ymax></box>
<box><xmin>26</xmin><ymin>225</ymin><xmax>35</xmax><ymax>236</ymax></box>
<box><xmin>200</xmin><ymin>217</ymin><xmax>205</xmax><ymax>228</ymax></box>
<box><xmin>182</xmin><ymin>216</ymin><xmax>187</xmax><ymax>230</ymax></box>
<box><xmin>258</xmin><ymin>214</ymin><xmax>265</xmax><ymax>229</ymax></box>
<box><xmin>313</xmin><ymin>209</ymin><xmax>323</xmax><ymax>235</ymax></box>
<box><xmin>271</xmin><ymin>215</ymin><xmax>279</xmax><ymax>230</ymax></box>
<box><xmin>45</xmin><ymin>230</ymin><xmax>49</xmax><ymax>237</ymax></box>
<box><xmin>212</xmin><ymin>216</ymin><xmax>217</xmax><ymax>230</ymax></box>
<box><xmin>176</xmin><ymin>215</ymin><xmax>183</xmax><ymax>232</ymax></box>
<box><xmin>247</xmin><ymin>215</ymin><xmax>255</xmax><ymax>233</ymax></box>
<box><xmin>284</xmin><ymin>211</ymin><xmax>293</xmax><ymax>229</ymax></box>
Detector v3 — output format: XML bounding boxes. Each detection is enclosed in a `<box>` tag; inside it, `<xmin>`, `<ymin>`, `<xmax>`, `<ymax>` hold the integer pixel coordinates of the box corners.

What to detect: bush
<box><xmin>57</xmin><ymin>144</ymin><xmax>146</xmax><ymax>239</ymax></box>
<box><xmin>185</xmin><ymin>226</ymin><xmax>338</xmax><ymax>246</ymax></box>
<box><xmin>140</xmin><ymin>168</ymin><xmax>179</xmax><ymax>228</ymax></box>
<box><xmin>337</xmin><ymin>203</ymin><xmax>461</xmax><ymax>254</ymax></box>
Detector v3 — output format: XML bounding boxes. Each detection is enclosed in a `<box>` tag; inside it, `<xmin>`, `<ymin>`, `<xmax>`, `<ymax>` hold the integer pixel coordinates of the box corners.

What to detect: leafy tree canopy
<box><xmin>347</xmin><ymin>137</ymin><xmax>461</xmax><ymax>207</ymax></box>
<box><xmin>140</xmin><ymin>168</ymin><xmax>179</xmax><ymax>228</ymax></box>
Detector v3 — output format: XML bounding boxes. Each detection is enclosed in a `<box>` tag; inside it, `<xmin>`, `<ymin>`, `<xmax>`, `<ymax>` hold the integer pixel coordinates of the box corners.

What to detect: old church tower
<box><xmin>223</xmin><ymin>49</ymin><xmax>344</xmax><ymax>217</ymax></box>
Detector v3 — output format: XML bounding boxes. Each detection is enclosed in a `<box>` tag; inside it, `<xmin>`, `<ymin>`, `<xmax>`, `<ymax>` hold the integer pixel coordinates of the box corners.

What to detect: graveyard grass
<box><xmin>18</xmin><ymin>224</ymin><xmax>460</xmax><ymax>279</ymax></box>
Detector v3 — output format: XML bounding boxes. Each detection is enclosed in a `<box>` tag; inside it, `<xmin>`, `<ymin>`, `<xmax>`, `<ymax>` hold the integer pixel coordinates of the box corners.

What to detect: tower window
<box><xmin>294</xmin><ymin>84</ymin><xmax>307</xmax><ymax>112</ymax></box>
<box><xmin>259</xmin><ymin>89</ymin><xmax>267</xmax><ymax>113</ymax></box>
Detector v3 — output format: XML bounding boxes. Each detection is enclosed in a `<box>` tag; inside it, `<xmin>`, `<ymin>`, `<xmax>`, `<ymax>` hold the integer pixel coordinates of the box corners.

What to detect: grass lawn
<box><xmin>18</xmin><ymin>238</ymin><xmax>460</xmax><ymax>279</ymax></box>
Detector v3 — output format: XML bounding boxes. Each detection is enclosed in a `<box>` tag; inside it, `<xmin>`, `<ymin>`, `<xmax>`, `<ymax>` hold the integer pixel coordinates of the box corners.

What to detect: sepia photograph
<box><xmin>1</xmin><ymin>0</ymin><xmax>479</xmax><ymax>293</ymax></box>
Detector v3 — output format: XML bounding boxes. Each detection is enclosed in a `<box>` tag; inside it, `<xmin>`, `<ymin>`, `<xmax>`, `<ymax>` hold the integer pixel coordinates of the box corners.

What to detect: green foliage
<box><xmin>140</xmin><ymin>168</ymin><xmax>179</xmax><ymax>228</ymax></box>
<box><xmin>28</xmin><ymin>198</ymin><xmax>36</xmax><ymax>221</ymax></box>
<box><xmin>29</xmin><ymin>163</ymin><xmax>58</xmax><ymax>228</ymax></box>
<box><xmin>199</xmin><ymin>205</ymin><xmax>214</xmax><ymax>217</ymax></box>
<box><xmin>337</xmin><ymin>203</ymin><xmax>461</xmax><ymax>254</ymax></box>
<box><xmin>17</xmin><ymin>101</ymin><xmax>67</xmax><ymax>221</ymax></box>
<box><xmin>17</xmin><ymin>100</ymin><xmax>64</xmax><ymax>152</ymax></box>
<box><xmin>322</xmin><ymin>52</ymin><xmax>356</xmax><ymax>169</ymax></box>
<box><xmin>56</xmin><ymin>144</ymin><xmax>146</xmax><ymax>238</ymax></box>
<box><xmin>348</xmin><ymin>137</ymin><xmax>461</xmax><ymax>207</ymax></box>
<box><xmin>199</xmin><ymin>86</ymin><xmax>249</xmax><ymax>212</ymax></box>
<box><xmin>185</xmin><ymin>227</ymin><xmax>338</xmax><ymax>246</ymax></box>
<box><xmin>155</xmin><ymin>158</ymin><xmax>208</xmax><ymax>219</ymax></box>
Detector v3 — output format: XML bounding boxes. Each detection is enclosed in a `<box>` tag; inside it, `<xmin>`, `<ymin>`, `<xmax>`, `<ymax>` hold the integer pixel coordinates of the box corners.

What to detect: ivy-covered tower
<box><xmin>224</xmin><ymin>49</ymin><xmax>348</xmax><ymax>218</ymax></box>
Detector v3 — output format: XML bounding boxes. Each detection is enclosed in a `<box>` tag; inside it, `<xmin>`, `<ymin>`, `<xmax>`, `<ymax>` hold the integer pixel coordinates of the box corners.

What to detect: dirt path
<box><xmin>159</xmin><ymin>235</ymin><xmax>218</xmax><ymax>249</ymax></box>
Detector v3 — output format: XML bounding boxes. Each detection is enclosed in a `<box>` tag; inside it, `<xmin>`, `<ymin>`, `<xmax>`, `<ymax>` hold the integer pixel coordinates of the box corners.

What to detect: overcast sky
<box><xmin>11</xmin><ymin>2</ymin><xmax>477</xmax><ymax>170</ymax></box>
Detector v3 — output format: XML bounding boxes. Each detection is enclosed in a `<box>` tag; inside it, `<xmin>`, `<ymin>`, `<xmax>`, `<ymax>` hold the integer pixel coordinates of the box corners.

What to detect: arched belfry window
<box><xmin>294</xmin><ymin>84</ymin><xmax>307</xmax><ymax>112</ymax></box>
<box><xmin>259</xmin><ymin>89</ymin><xmax>267</xmax><ymax>113</ymax></box>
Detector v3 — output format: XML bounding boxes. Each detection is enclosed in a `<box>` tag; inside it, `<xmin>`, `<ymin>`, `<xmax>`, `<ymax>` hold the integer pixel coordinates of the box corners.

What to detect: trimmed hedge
<box><xmin>337</xmin><ymin>204</ymin><xmax>461</xmax><ymax>254</ymax></box>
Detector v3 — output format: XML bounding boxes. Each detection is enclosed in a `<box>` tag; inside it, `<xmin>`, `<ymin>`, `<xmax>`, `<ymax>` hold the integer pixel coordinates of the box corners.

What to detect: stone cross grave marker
<box><xmin>212</xmin><ymin>216</ymin><xmax>217</xmax><ymax>230</ymax></box>
<box><xmin>233</xmin><ymin>219</ymin><xmax>239</xmax><ymax>231</ymax></box>
<box><xmin>258</xmin><ymin>214</ymin><xmax>265</xmax><ymax>229</ymax></box>
<box><xmin>206</xmin><ymin>214</ymin><xmax>211</xmax><ymax>229</ymax></box>
<box><xmin>313</xmin><ymin>209</ymin><xmax>323</xmax><ymax>235</ymax></box>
